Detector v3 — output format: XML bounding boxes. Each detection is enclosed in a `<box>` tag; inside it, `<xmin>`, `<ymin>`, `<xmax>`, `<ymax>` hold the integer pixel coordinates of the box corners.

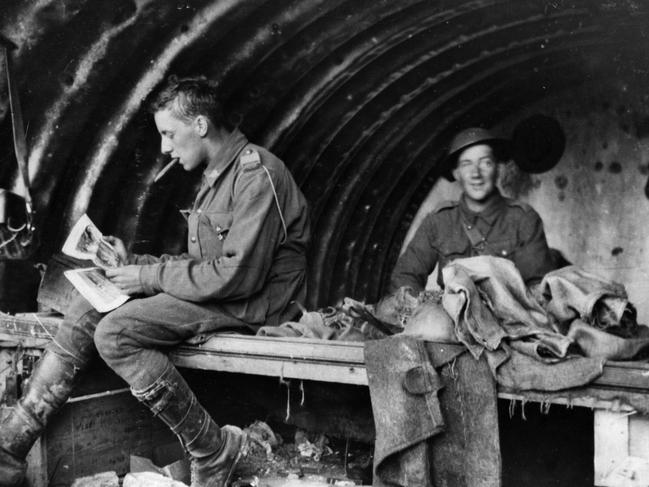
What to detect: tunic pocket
<box><xmin>440</xmin><ymin>239</ymin><xmax>471</xmax><ymax>262</ymax></box>
<box><xmin>487</xmin><ymin>237</ymin><xmax>517</xmax><ymax>259</ymax></box>
<box><xmin>197</xmin><ymin>211</ymin><xmax>233</xmax><ymax>259</ymax></box>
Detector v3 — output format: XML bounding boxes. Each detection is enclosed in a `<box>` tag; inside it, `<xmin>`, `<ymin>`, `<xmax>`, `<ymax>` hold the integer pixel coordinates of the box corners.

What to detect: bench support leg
<box><xmin>595</xmin><ymin>410</ymin><xmax>649</xmax><ymax>486</ymax></box>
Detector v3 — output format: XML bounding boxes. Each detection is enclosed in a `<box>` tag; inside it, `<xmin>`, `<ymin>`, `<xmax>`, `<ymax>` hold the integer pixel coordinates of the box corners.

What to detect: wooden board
<box><xmin>189</xmin><ymin>334</ymin><xmax>366</xmax><ymax>364</ymax></box>
<box><xmin>44</xmin><ymin>390</ymin><xmax>172</xmax><ymax>485</ymax></box>
<box><xmin>3</xmin><ymin>312</ymin><xmax>649</xmax><ymax>399</ymax></box>
<box><xmin>172</xmin><ymin>351</ymin><xmax>368</xmax><ymax>385</ymax></box>
<box><xmin>594</xmin><ymin>410</ymin><xmax>629</xmax><ymax>485</ymax></box>
<box><xmin>3</xmin><ymin>313</ymin><xmax>649</xmax><ymax>486</ymax></box>
<box><xmin>594</xmin><ymin>411</ymin><xmax>649</xmax><ymax>486</ymax></box>
<box><xmin>0</xmin><ymin>312</ymin><xmax>60</xmax><ymax>348</ymax></box>
<box><xmin>172</xmin><ymin>334</ymin><xmax>367</xmax><ymax>385</ymax></box>
<box><xmin>598</xmin><ymin>361</ymin><xmax>649</xmax><ymax>391</ymax></box>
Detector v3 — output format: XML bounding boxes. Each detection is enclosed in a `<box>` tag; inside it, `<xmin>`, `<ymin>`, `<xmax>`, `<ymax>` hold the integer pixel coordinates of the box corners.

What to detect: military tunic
<box><xmin>389</xmin><ymin>191</ymin><xmax>553</xmax><ymax>292</ymax></box>
<box><xmin>50</xmin><ymin>129</ymin><xmax>309</xmax><ymax>391</ymax></box>
<box><xmin>131</xmin><ymin>129</ymin><xmax>310</xmax><ymax>326</ymax></box>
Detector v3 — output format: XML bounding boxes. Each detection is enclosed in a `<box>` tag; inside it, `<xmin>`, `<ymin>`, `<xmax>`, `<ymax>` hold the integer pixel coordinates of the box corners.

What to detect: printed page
<box><xmin>62</xmin><ymin>214</ymin><xmax>120</xmax><ymax>268</ymax></box>
<box><xmin>64</xmin><ymin>267</ymin><xmax>129</xmax><ymax>313</ymax></box>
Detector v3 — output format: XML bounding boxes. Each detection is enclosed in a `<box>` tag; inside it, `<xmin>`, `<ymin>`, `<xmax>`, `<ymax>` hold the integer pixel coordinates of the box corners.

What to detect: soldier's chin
<box><xmin>181</xmin><ymin>159</ymin><xmax>203</xmax><ymax>171</ymax></box>
<box><xmin>467</xmin><ymin>188</ymin><xmax>494</xmax><ymax>201</ymax></box>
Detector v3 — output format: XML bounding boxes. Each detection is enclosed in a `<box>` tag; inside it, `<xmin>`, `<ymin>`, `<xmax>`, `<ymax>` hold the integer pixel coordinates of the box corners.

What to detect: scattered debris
<box><xmin>70</xmin><ymin>471</ymin><xmax>119</xmax><ymax>487</ymax></box>
<box><xmin>245</xmin><ymin>420</ymin><xmax>280</xmax><ymax>458</ymax></box>
<box><xmin>122</xmin><ymin>471</ymin><xmax>188</xmax><ymax>487</ymax></box>
<box><xmin>231</xmin><ymin>476</ymin><xmax>260</xmax><ymax>487</ymax></box>
<box><xmin>67</xmin><ymin>422</ymin><xmax>371</xmax><ymax>486</ymax></box>
<box><xmin>235</xmin><ymin>422</ymin><xmax>372</xmax><ymax>485</ymax></box>
<box><xmin>130</xmin><ymin>454</ymin><xmax>190</xmax><ymax>485</ymax></box>
<box><xmin>295</xmin><ymin>430</ymin><xmax>332</xmax><ymax>461</ymax></box>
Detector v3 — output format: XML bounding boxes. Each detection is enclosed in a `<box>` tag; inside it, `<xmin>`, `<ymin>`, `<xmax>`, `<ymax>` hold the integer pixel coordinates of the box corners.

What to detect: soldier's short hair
<box><xmin>149</xmin><ymin>75</ymin><xmax>232</xmax><ymax>130</ymax></box>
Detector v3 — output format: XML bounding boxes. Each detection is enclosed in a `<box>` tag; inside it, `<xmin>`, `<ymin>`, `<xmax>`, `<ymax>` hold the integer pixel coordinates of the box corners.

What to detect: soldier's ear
<box><xmin>195</xmin><ymin>115</ymin><xmax>208</xmax><ymax>137</ymax></box>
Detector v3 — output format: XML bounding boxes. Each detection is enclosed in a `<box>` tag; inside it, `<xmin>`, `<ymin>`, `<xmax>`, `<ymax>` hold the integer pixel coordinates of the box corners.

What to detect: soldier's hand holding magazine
<box><xmin>105</xmin><ymin>265</ymin><xmax>143</xmax><ymax>295</ymax></box>
<box><xmin>61</xmin><ymin>214</ymin><xmax>131</xmax><ymax>312</ymax></box>
<box><xmin>97</xmin><ymin>235</ymin><xmax>127</xmax><ymax>268</ymax></box>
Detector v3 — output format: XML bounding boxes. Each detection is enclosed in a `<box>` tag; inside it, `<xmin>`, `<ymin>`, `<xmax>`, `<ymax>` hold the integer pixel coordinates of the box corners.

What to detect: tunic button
<box><xmin>197</xmin><ymin>209</ymin><xmax>202</xmax><ymax>214</ymax></box>
<box><xmin>501</xmin><ymin>250</ymin><xmax>508</xmax><ymax>256</ymax></box>
<box><xmin>467</xmin><ymin>225</ymin><xmax>472</xmax><ymax>229</ymax></box>
<box><xmin>191</xmin><ymin>237</ymin><xmax>197</xmax><ymax>243</ymax></box>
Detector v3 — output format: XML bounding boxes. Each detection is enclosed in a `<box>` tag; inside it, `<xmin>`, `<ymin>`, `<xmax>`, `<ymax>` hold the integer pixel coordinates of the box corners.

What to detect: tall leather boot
<box><xmin>133</xmin><ymin>363</ymin><xmax>246</xmax><ymax>487</ymax></box>
<box><xmin>0</xmin><ymin>351</ymin><xmax>79</xmax><ymax>487</ymax></box>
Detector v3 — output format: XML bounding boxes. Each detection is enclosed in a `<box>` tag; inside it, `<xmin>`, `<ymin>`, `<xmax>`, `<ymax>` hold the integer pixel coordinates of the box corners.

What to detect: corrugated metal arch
<box><xmin>1</xmin><ymin>0</ymin><xmax>648</xmax><ymax>308</ymax></box>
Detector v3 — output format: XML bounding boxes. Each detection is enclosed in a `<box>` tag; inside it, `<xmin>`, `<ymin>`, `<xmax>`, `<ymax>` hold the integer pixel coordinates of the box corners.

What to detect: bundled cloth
<box><xmin>442</xmin><ymin>257</ymin><xmax>572</xmax><ymax>361</ymax></box>
<box><xmin>258</xmin><ymin>256</ymin><xmax>648</xmax><ymax>388</ymax></box>
<box><xmin>440</xmin><ymin>257</ymin><xmax>649</xmax><ymax>361</ymax></box>
<box><xmin>435</xmin><ymin>256</ymin><xmax>649</xmax><ymax>390</ymax></box>
<box><xmin>364</xmin><ymin>259</ymin><xmax>649</xmax><ymax>487</ymax></box>
<box><xmin>539</xmin><ymin>265</ymin><xmax>649</xmax><ymax>360</ymax></box>
<box><xmin>256</xmin><ymin>299</ymin><xmax>387</xmax><ymax>341</ymax></box>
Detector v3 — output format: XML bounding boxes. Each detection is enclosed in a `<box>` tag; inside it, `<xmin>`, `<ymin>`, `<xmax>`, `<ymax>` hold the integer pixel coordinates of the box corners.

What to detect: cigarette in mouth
<box><xmin>154</xmin><ymin>158</ymin><xmax>178</xmax><ymax>182</ymax></box>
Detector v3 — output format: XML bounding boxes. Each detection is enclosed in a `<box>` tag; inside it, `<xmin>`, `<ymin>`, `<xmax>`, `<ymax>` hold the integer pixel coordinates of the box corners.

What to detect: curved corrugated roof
<box><xmin>1</xmin><ymin>0</ymin><xmax>648</xmax><ymax>307</ymax></box>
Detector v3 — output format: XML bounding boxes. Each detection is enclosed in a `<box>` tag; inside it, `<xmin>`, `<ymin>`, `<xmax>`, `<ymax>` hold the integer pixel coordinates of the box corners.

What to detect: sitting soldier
<box><xmin>0</xmin><ymin>76</ymin><xmax>310</xmax><ymax>487</ymax></box>
<box><xmin>390</xmin><ymin>127</ymin><xmax>555</xmax><ymax>294</ymax></box>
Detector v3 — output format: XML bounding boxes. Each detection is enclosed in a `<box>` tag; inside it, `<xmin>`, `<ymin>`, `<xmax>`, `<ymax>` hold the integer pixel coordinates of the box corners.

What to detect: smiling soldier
<box><xmin>0</xmin><ymin>76</ymin><xmax>310</xmax><ymax>487</ymax></box>
<box><xmin>389</xmin><ymin>127</ymin><xmax>555</xmax><ymax>293</ymax></box>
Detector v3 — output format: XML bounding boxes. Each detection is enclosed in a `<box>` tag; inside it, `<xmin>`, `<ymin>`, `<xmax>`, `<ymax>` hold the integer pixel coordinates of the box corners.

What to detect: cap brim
<box><xmin>441</xmin><ymin>138</ymin><xmax>510</xmax><ymax>182</ymax></box>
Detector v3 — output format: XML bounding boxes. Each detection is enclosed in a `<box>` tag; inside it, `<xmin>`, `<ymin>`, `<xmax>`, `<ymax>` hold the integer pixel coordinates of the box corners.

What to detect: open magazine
<box><xmin>61</xmin><ymin>214</ymin><xmax>129</xmax><ymax>313</ymax></box>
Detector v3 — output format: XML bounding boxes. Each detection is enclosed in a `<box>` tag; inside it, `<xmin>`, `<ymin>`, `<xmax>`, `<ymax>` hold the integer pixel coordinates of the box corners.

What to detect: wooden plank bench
<box><xmin>2</xmin><ymin>312</ymin><xmax>649</xmax><ymax>485</ymax></box>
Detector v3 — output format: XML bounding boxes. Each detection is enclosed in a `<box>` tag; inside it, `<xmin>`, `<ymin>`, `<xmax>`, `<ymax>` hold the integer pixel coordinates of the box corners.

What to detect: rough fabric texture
<box><xmin>389</xmin><ymin>191</ymin><xmax>555</xmax><ymax>292</ymax></box>
<box><xmin>257</xmin><ymin>308</ymin><xmax>368</xmax><ymax>341</ymax></box>
<box><xmin>131</xmin><ymin>363</ymin><xmax>246</xmax><ymax>487</ymax></box>
<box><xmin>441</xmin><ymin>256</ymin><xmax>607</xmax><ymax>390</ymax></box>
<box><xmin>486</xmin><ymin>345</ymin><xmax>604</xmax><ymax>391</ymax></box>
<box><xmin>133</xmin><ymin>129</ymin><xmax>310</xmax><ymax>327</ymax></box>
<box><xmin>365</xmin><ymin>336</ymin><xmax>500</xmax><ymax>487</ymax></box>
<box><xmin>402</xmin><ymin>301</ymin><xmax>457</xmax><ymax>343</ymax></box>
<box><xmin>130</xmin><ymin>361</ymin><xmax>222</xmax><ymax>454</ymax></box>
<box><xmin>441</xmin><ymin>257</ymin><xmax>572</xmax><ymax>360</ymax></box>
<box><xmin>257</xmin><ymin>298</ymin><xmax>390</xmax><ymax>341</ymax></box>
<box><xmin>429</xmin><ymin>343</ymin><xmax>501</xmax><ymax>487</ymax></box>
<box><xmin>567</xmin><ymin>319</ymin><xmax>649</xmax><ymax>360</ymax></box>
<box><xmin>442</xmin><ymin>255</ymin><xmax>649</xmax><ymax>361</ymax></box>
<box><xmin>539</xmin><ymin>266</ymin><xmax>635</xmax><ymax>335</ymax></box>
<box><xmin>50</xmin><ymin>292</ymin><xmax>253</xmax><ymax>389</ymax></box>
<box><xmin>374</xmin><ymin>287</ymin><xmax>444</xmax><ymax>328</ymax></box>
<box><xmin>0</xmin><ymin>350</ymin><xmax>80</xmax><ymax>487</ymax></box>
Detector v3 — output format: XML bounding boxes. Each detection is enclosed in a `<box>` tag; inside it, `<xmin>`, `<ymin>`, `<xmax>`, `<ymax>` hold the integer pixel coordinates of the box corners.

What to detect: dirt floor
<box><xmin>232</xmin><ymin>403</ymin><xmax>594</xmax><ymax>487</ymax></box>
<box><xmin>234</xmin><ymin>421</ymin><xmax>373</xmax><ymax>486</ymax></box>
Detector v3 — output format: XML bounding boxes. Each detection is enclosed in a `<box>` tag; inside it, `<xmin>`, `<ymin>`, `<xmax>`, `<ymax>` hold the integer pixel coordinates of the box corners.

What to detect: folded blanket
<box><xmin>540</xmin><ymin>265</ymin><xmax>637</xmax><ymax>336</ymax></box>
<box><xmin>441</xmin><ymin>257</ymin><xmax>573</xmax><ymax>361</ymax></box>
<box><xmin>441</xmin><ymin>256</ymin><xmax>607</xmax><ymax>390</ymax></box>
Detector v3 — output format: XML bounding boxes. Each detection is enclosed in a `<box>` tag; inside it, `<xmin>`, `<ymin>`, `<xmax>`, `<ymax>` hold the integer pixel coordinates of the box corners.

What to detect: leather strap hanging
<box><xmin>0</xmin><ymin>36</ymin><xmax>37</xmax><ymax>259</ymax></box>
<box><xmin>4</xmin><ymin>42</ymin><xmax>33</xmax><ymax>216</ymax></box>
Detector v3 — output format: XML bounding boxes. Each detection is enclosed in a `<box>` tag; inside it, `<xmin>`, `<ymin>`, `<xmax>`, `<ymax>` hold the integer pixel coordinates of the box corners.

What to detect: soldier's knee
<box><xmin>93</xmin><ymin>310</ymin><xmax>130</xmax><ymax>363</ymax></box>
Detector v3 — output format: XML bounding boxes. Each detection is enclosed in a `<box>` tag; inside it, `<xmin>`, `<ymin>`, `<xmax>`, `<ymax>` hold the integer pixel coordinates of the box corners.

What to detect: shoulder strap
<box><xmin>461</xmin><ymin>221</ymin><xmax>486</xmax><ymax>248</ymax></box>
<box><xmin>434</xmin><ymin>200</ymin><xmax>458</xmax><ymax>213</ymax></box>
<box><xmin>240</xmin><ymin>147</ymin><xmax>288</xmax><ymax>244</ymax></box>
<box><xmin>3</xmin><ymin>44</ymin><xmax>32</xmax><ymax>213</ymax></box>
